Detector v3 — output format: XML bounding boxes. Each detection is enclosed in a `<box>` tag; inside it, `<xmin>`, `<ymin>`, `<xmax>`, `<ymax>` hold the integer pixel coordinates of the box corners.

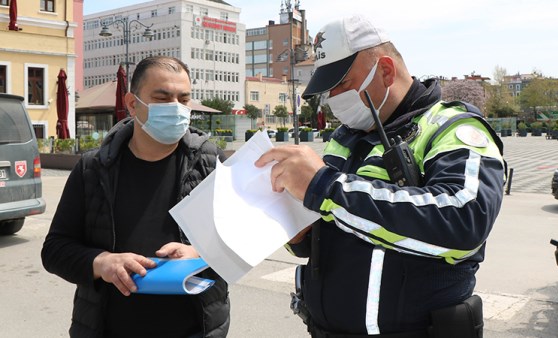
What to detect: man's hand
<box><xmin>156</xmin><ymin>242</ymin><xmax>199</xmax><ymax>259</ymax></box>
<box><xmin>92</xmin><ymin>252</ymin><xmax>157</xmax><ymax>296</ymax></box>
<box><xmin>254</xmin><ymin>145</ymin><xmax>325</xmax><ymax>201</ymax></box>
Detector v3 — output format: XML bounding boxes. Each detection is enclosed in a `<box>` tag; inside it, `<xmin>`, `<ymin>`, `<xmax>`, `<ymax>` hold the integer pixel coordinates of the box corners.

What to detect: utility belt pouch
<box><xmin>429</xmin><ymin>295</ymin><xmax>483</xmax><ymax>338</ymax></box>
<box><xmin>290</xmin><ymin>265</ymin><xmax>311</xmax><ymax>325</ymax></box>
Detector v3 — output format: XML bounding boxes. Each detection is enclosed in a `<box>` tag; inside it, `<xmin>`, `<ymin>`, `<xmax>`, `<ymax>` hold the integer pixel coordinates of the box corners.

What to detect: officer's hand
<box><xmin>92</xmin><ymin>252</ymin><xmax>156</xmax><ymax>296</ymax></box>
<box><xmin>156</xmin><ymin>242</ymin><xmax>199</xmax><ymax>259</ymax></box>
<box><xmin>255</xmin><ymin>145</ymin><xmax>325</xmax><ymax>201</ymax></box>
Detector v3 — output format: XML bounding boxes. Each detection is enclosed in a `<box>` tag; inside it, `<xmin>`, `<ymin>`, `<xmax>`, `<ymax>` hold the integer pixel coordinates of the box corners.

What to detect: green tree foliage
<box><xmin>273</xmin><ymin>104</ymin><xmax>289</xmax><ymax>127</ymax></box>
<box><xmin>303</xmin><ymin>95</ymin><xmax>320</xmax><ymax>128</ymax></box>
<box><xmin>201</xmin><ymin>97</ymin><xmax>234</xmax><ymax>115</ymax></box>
<box><xmin>441</xmin><ymin>80</ymin><xmax>486</xmax><ymax>112</ymax></box>
<box><xmin>519</xmin><ymin>78</ymin><xmax>558</xmax><ymax>118</ymax></box>
<box><xmin>485</xmin><ymin>84</ymin><xmax>520</xmax><ymax>117</ymax></box>
<box><xmin>303</xmin><ymin>95</ymin><xmax>336</xmax><ymax>128</ymax></box>
<box><xmin>244</xmin><ymin>104</ymin><xmax>260</xmax><ymax>121</ymax></box>
<box><xmin>300</xmin><ymin>105</ymin><xmax>314</xmax><ymax>125</ymax></box>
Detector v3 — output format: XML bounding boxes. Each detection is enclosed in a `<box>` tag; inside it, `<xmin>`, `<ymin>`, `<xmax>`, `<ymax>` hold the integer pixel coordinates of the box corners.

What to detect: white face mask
<box><xmin>134</xmin><ymin>95</ymin><xmax>191</xmax><ymax>144</ymax></box>
<box><xmin>326</xmin><ymin>62</ymin><xmax>390</xmax><ymax>131</ymax></box>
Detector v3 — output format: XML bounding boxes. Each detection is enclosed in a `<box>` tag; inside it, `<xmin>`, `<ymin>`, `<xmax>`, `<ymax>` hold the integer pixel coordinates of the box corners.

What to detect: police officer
<box><xmin>255</xmin><ymin>15</ymin><xmax>505</xmax><ymax>338</ymax></box>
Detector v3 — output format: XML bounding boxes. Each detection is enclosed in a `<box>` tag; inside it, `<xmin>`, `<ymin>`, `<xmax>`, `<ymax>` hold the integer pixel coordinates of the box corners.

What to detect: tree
<box><xmin>303</xmin><ymin>95</ymin><xmax>320</xmax><ymax>128</ymax></box>
<box><xmin>492</xmin><ymin>65</ymin><xmax>507</xmax><ymax>85</ymax></box>
<box><xmin>244</xmin><ymin>104</ymin><xmax>260</xmax><ymax>128</ymax></box>
<box><xmin>273</xmin><ymin>105</ymin><xmax>289</xmax><ymax>127</ymax></box>
<box><xmin>441</xmin><ymin>80</ymin><xmax>486</xmax><ymax>113</ymax></box>
<box><xmin>485</xmin><ymin>84</ymin><xmax>520</xmax><ymax>117</ymax></box>
<box><xmin>519</xmin><ymin>78</ymin><xmax>558</xmax><ymax>119</ymax></box>
<box><xmin>201</xmin><ymin>97</ymin><xmax>234</xmax><ymax>115</ymax></box>
<box><xmin>300</xmin><ymin>105</ymin><xmax>313</xmax><ymax>125</ymax></box>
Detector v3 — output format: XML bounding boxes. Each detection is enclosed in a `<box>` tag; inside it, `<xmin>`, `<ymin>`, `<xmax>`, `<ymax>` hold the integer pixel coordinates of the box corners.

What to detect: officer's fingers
<box><xmin>254</xmin><ymin>147</ymin><xmax>292</xmax><ymax>168</ymax></box>
<box><xmin>269</xmin><ymin>162</ymin><xmax>287</xmax><ymax>193</ymax></box>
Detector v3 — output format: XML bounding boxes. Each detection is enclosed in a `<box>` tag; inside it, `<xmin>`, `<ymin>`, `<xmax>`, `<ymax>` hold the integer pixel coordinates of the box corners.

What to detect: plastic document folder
<box><xmin>132</xmin><ymin>257</ymin><xmax>214</xmax><ymax>295</ymax></box>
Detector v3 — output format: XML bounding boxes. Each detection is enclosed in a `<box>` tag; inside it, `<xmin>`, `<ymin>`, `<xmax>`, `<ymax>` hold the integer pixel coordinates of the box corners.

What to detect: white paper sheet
<box><xmin>169</xmin><ymin>131</ymin><xmax>320</xmax><ymax>283</ymax></box>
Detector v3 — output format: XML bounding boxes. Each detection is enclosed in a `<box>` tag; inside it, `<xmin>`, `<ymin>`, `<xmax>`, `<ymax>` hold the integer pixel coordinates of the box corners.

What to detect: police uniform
<box><xmin>288</xmin><ymin>77</ymin><xmax>505</xmax><ymax>337</ymax></box>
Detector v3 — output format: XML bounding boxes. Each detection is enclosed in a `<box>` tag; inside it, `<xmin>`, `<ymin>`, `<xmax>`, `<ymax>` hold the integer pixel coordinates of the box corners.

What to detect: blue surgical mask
<box><xmin>134</xmin><ymin>95</ymin><xmax>191</xmax><ymax>144</ymax></box>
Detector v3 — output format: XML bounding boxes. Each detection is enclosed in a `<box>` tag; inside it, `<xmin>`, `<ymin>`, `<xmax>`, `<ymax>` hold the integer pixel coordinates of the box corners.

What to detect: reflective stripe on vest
<box><xmin>318</xmin><ymin>101</ymin><xmax>504</xmax><ymax>264</ymax></box>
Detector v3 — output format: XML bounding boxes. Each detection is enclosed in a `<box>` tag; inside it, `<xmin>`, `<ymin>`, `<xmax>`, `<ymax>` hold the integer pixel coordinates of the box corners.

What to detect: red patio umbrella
<box><xmin>56</xmin><ymin>69</ymin><xmax>70</xmax><ymax>139</ymax></box>
<box><xmin>317</xmin><ymin>107</ymin><xmax>326</xmax><ymax>130</ymax></box>
<box><xmin>8</xmin><ymin>0</ymin><xmax>19</xmax><ymax>31</ymax></box>
<box><xmin>115</xmin><ymin>65</ymin><xmax>128</xmax><ymax>122</ymax></box>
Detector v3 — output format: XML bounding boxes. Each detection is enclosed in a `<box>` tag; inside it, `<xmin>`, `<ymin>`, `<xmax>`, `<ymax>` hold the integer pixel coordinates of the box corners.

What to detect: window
<box><xmin>250</xmin><ymin>91</ymin><xmax>259</xmax><ymax>102</ymax></box>
<box><xmin>26</xmin><ymin>65</ymin><xmax>47</xmax><ymax>106</ymax></box>
<box><xmin>199</xmin><ymin>7</ymin><xmax>208</xmax><ymax>16</ymax></box>
<box><xmin>0</xmin><ymin>65</ymin><xmax>6</xmax><ymax>93</ymax></box>
<box><xmin>220</xmin><ymin>12</ymin><xmax>229</xmax><ymax>21</ymax></box>
<box><xmin>168</xmin><ymin>6</ymin><xmax>176</xmax><ymax>15</ymax></box>
<box><xmin>40</xmin><ymin>0</ymin><xmax>55</xmax><ymax>12</ymax></box>
<box><xmin>151</xmin><ymin>10</ymin><xmax>157</xmax><ymax>17</ymax></box>
<box><xmin>0</xmin><ymin>0</ymin><xmax>8</xmax><ymax>6</ymax></box>
<box><xmin>33</xmin><ymin>124</ymin><xmax>46</xmax><ymax>139</ymax></box>
<box><xmin>279</xmin><ymin>93</ymin><xmax>288</xmax><ymax>104</ymax></box>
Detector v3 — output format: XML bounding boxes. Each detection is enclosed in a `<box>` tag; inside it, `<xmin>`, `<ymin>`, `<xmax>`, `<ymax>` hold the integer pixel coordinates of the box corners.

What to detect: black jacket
<box><xmin>289</xmin><ymin>79</ymin><xmax>505</xmax><ymax>335</ymax></box>
<box><xmin>42</xmin><ymin>118</ymin><xmax>230</xmax><ymax>338</ymax></box>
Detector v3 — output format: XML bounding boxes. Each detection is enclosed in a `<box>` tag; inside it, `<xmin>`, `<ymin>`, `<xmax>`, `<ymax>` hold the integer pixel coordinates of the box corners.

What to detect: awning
<box><xmin>77</xmin><ymin>81</ymin><xmax>222</xmax><ymax>114</ymax></box>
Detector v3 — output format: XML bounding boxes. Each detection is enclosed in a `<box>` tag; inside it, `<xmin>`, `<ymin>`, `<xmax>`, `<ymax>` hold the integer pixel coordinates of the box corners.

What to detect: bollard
<box><xmin>505</xmin><ymin>168</ymin><xmax>514</xmax><ymax>195</ymax></box>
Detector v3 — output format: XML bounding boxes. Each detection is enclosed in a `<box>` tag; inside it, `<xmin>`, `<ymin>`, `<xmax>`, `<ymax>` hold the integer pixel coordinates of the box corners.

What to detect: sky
<box><xmin>84</xmin><ymin>0</ymin><xmax>558</xmax><ymax>81</ymax></box>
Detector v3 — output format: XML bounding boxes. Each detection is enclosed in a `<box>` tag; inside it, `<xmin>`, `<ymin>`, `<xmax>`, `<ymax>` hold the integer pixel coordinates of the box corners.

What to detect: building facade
<box><xmin>503</xmin><ymin>73</ymin><xmax>537</xmax><ymax>98</ymax></box>
<box><xmin>245</xmin><ymin>73</ymin><xmax>307</xmax><ymax>127</ymax></box>
<box><xmin>245</xmin><ymin>0</ymin><xmax>311</xmax><ymax>82</ymax></box>
<box><xmin>0</xmin><ymin>0</ymin><xmax>77</xmax><ymax>138</ymax></box>
<box><xmin>83</xmin><ymin>0</ymin><xmax>246</xmax><ymax>109</ymax></box>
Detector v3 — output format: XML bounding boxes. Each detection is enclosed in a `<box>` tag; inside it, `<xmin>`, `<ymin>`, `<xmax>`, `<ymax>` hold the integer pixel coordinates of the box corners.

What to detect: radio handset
<box><xmin>363</xmin><ymin>90</ymin><xmax>422</xmax><ymax>187</ymax></box>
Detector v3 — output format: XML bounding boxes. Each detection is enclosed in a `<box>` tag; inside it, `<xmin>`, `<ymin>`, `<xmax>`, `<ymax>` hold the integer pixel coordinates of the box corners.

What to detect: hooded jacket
<box><xmin>42</xmin><ymin>118</ymin><xmax>229</xmax><ymax>338</ymax></box>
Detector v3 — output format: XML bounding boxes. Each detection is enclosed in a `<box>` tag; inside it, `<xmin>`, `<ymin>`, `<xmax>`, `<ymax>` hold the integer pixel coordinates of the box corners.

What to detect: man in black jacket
<box><xmin>256</xmin><ymin>15</ymin><xmax>504</xmax><ymax>337</ymax></box>
<box><xmin>42</xmin><ymin>56</ymin><xmax>229</xmax><ymax>338</ymax></box>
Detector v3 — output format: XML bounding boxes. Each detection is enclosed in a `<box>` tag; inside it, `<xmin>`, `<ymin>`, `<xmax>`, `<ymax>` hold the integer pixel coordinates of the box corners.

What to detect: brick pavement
<box><xmin>43</xmin><ymin>134</ymin><xmax>558</xmax><ymax>195</ymax></box>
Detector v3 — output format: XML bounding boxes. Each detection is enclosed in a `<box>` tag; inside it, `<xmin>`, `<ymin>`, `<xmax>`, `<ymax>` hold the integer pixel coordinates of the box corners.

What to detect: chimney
<box><xmin>269</xmin><ymin>20</ymin><xmax>275</xmax><ymax>26</ymax></box>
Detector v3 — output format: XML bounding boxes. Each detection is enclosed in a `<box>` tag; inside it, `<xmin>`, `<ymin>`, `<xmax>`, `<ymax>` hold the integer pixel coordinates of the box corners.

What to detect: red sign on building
<box><xmin>202</xmin><ymin>16</ymin><xmax>237</xmax><ymax>33</ymax></box>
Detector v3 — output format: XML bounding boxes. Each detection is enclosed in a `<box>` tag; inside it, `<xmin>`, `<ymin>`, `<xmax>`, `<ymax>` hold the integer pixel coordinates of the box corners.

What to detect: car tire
<box><xmin>0</xmin><ymin>218</ymin><xmax>25</xmax><ymax>235</ymax></box>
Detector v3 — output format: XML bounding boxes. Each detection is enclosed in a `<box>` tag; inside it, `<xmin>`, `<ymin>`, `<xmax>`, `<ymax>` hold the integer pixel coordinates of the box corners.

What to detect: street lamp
<box><xmin>99</xmin><ymin>17</ymin><xmax>154</xmax><ymax>91</ymax></box>
<box><xmin>288</xmin><ymin>12</ymin><xmax>300</xmax><ymax>144</ymax></box>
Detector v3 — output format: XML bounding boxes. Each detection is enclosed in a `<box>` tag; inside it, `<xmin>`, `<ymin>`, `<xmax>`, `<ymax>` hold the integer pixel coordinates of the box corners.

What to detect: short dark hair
<box><xmin>130</xmin><ymin>56</ymin><xmax>191</xmax><ymax>95</ymax></box>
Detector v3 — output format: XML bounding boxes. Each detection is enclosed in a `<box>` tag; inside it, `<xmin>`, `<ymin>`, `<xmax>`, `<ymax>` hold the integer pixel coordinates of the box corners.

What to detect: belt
<box><xmin>311</xmin><ymin>325</ymin><xmax>429</xmax><ymax>338</ymax></box>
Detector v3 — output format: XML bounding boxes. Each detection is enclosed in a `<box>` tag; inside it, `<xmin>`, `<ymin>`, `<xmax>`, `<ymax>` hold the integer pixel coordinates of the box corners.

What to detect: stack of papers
<box><xmin>170</xmin><ymin>131</ymin><xmax>320</xmax><ymax>283</ymax></box>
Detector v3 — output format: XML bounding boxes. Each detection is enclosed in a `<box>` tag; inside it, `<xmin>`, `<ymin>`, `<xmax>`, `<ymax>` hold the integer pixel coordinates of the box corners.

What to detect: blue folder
<box><xmin>132</xmin><ymin>257</ymin><xmax>215</xmax><ymax>295</ymax></box>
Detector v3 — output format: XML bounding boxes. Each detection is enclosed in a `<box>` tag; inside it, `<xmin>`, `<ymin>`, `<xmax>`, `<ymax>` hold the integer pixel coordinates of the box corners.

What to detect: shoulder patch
<box><xmin>455</xmin><ymin>124</ymin><xmax>489</xmax><ymax>148</ymax></box>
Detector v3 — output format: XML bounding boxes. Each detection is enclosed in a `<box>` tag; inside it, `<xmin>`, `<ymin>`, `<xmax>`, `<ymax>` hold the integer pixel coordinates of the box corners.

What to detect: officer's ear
<box><xmin>377</xmin><ymin>56</ymin><xmax>396</xmax><ymax>88</ymax></box>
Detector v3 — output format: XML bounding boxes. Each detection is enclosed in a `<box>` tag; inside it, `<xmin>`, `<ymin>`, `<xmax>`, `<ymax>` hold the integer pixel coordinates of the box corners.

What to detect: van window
<box><xmin>0</xmin><ymin>100</ymin><xmax>34</xmax><ymax>143</ymax></box>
